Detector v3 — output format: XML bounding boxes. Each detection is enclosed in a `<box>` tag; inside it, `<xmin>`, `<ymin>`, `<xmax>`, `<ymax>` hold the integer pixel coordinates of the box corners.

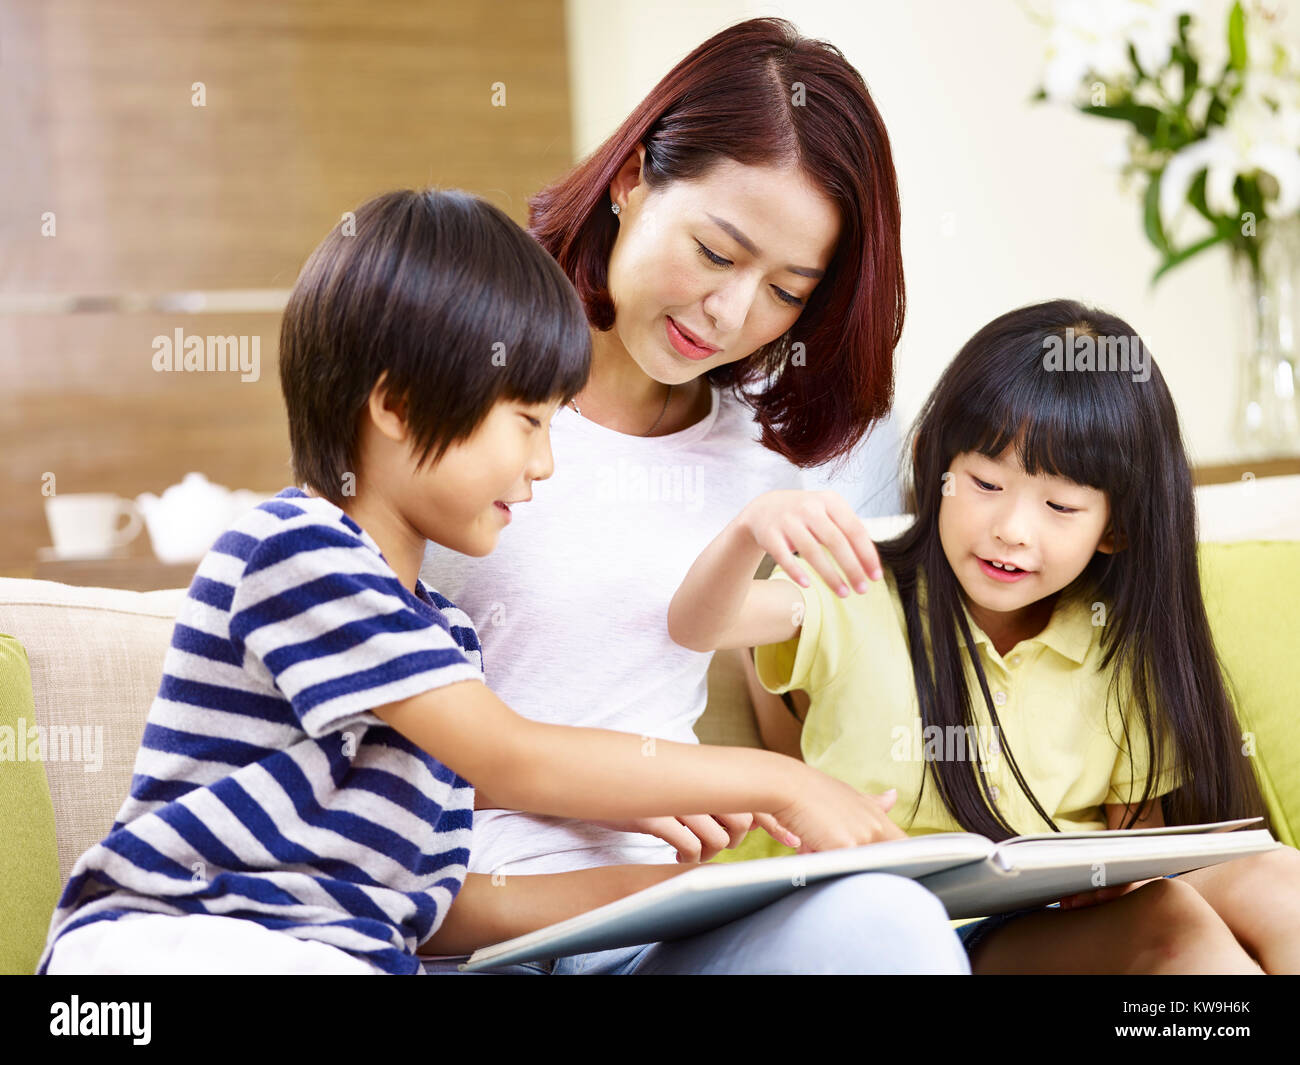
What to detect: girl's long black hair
<box><xmin>876</xmin><ymin>299</ymin><xmax>1267</xmax><ymax>839</ymax></box>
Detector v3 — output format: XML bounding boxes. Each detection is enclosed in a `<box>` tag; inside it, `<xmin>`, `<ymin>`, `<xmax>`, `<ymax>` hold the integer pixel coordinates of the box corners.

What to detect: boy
<box><xmin>38</xmin><ymin>189</ymin><xmax>905</xmax><ymax>976</ymax></box>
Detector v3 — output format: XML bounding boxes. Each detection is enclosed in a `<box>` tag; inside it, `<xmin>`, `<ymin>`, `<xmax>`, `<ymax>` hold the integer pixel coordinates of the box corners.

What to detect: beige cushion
<box><xmin>0</xmin><ymin>577</ymin><xmax>765</xmax><ymax>892</ymax></box>
<box><xmin>0</xmin><ymin>579</ymin><xmax>185</xmax><ymax>886</ymax></box>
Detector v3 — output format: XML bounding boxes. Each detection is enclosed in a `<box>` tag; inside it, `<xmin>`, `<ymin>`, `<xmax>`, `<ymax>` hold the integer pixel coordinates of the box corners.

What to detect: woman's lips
<box><xmin>666</xmin><ymin>316</ymin><xmax>717</xmax><ymax>360</ymax></box>
<box><xmin>493</xmin><ymin>501</ymin><xmax>512</xmax><ymax>523</ymax></box>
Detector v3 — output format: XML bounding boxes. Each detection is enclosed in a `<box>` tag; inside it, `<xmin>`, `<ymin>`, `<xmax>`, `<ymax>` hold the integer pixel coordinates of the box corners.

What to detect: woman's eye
<box><xmin>972</xmin><ymin>476</ymin><xmax>997</xmax><ymax>491</ymax></box>
<box><xmin>696</xmin><ymin>241</ymin><xmax>805</xmax><ymax>308</ymax></box>
<box><xmin>1047</xmin><ymin>502</ymin><xmax>1077</xmax><ymax>514</ymax></box>
<box><xmin>696</xmin><ymin>241</ymin><xmax>730</xmax><ymax>267</ymax></box>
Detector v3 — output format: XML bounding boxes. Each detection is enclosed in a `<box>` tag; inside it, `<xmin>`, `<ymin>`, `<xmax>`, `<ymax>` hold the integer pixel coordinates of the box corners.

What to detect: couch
<box><xmin>4</xmin><ymin>478</ymin><xmax>1299</xmax><ymax>975</ymax></box>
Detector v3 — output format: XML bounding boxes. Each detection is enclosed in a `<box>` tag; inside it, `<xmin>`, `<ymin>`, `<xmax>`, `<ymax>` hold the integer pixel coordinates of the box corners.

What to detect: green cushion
<box><xmin>1200</xmin><ymin>541</ymin><xmax>1300</xmax><ymax>847</ymax></box>
<box><xmin>0</xmin><ymin>635</ymin><xmax>62</xmax><ymax>974</ymax></box>
<box><xmin>716</xmin><ymin>540</ymin><xmax>1300</xmax><ymax>862</ymax></box>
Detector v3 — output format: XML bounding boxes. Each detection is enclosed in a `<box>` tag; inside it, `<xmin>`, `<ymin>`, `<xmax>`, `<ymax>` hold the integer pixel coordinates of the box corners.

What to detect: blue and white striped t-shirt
<box><xmin>37</xmin><ymin>488</ymin><xmax>486</xmax><ymax>976</ymax></box>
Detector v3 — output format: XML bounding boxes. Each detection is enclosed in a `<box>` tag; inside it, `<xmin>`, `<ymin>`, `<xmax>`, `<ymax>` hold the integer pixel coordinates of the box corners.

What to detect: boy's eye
<box><xmin>694</xmin><ymin>240</ymin><xmax>805</xmax><ymax>307</ymax></box>
<box><xmin>522</xmin><ymin>414</ymin><xmax>541</xmax><ymax>429</ymax></box>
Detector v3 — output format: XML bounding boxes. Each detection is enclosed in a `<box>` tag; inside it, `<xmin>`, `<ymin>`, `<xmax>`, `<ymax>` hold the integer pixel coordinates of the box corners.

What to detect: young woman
<box><xmin>417</xmin><ymin>17</ymin><xmax>963</xmax><ymax>974</ymax></box>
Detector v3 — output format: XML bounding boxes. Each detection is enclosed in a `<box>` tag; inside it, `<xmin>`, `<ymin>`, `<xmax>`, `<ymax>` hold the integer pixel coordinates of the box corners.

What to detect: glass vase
<box><xmin>1231</xmin><ymin>218</ymin><xmax>1300</xmax><ymax>459</ymax></box>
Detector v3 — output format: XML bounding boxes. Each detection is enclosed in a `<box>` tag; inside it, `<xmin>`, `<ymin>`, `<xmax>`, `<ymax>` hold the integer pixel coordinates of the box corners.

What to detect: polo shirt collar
<box><xmin>915</xmin><ymin>571</ymin><xmax>1095</xmax><ymax>665</ymax></box>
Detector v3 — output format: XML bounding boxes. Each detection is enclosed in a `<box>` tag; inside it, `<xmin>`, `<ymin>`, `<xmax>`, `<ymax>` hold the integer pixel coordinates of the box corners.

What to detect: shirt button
<box><xmin>993</xmin><ymin>690</ymin><xmax>1007</xmax><ymax>705</ymax></box>
<box><xmin>989</xmin><ymin>785</ymin><xmax>1000</xmax><ymax>801</ymax></box>
<box><xmin>1009</xmin><ymin>654</ymin><xmax>1022</xmax><ymax>666</ymax></box>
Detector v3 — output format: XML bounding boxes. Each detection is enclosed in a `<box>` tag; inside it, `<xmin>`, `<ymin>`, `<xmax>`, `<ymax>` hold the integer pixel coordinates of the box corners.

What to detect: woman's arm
<box><xmin>420</xmin><ymin>864</ymin><xmax>691</xmax><ymax>956</ymax></box>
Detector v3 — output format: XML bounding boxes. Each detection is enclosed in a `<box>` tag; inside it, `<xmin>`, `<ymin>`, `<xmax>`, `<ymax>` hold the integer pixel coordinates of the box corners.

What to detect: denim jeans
<box><xmin>420</xmin><ymin>871</ymin><xmax>970</xmax><ymax>975</ymax></box>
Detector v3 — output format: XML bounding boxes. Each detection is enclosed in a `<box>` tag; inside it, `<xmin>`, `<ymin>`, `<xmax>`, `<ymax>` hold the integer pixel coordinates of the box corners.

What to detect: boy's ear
<box><xmin>366</xmin><ymin>372</ymin><xmax>409</xmax><ymax>444</ymax></box>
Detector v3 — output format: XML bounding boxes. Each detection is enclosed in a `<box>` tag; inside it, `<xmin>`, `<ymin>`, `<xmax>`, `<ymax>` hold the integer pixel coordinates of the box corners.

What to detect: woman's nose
<box><xmin>702</xmin><ymin>277</ymin><xmax>754</xmax><ymax>336</ymax></box>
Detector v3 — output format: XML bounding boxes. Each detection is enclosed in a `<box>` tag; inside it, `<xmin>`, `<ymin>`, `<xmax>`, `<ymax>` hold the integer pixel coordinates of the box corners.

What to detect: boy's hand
<box><xmin>736</xmin><ymin>490</ymin><xmax>882</xmax><ymax>597</ymax></box>
<box><xmin>774</xmin><ymin>768</ymin><xmax>906</xmax><ymax>852</ymax></box>
<box><xmin>590</xmin><ymin>812</ymin><xmax>790</xmax><ymax>863</ymax></box>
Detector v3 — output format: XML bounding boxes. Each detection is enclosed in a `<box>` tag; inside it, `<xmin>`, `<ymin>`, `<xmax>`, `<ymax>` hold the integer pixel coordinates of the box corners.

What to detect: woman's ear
<box><xmin>608</xmin><ymin>142</ymin><xmax>646</xmax><ymax>215</ymax></box>
<box><xmin>366</xmin><ymin>372</ymin><xmax>409</xmax><ymax>445</ymax></box>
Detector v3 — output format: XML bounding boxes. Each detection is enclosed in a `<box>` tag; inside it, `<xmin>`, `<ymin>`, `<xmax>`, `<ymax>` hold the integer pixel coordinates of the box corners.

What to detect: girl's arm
<box><xmin>1057</xmin><ymin>800</ymin><xmax>1167</xmax><ymax>910</ymax></box>
<box><xmin>667</xmin><ymin>489</ymin><xmax>882</xmax><ymax>653</ymax></box>
<box><xmin>738</xmin><ymin>645</ymin><xmax>807</xmax><ymax>760</ymax></box>
<box><xmin>1104</xmin><ymin>799</ymin><xmax>1165</xmax><ymax>830</ymax></box>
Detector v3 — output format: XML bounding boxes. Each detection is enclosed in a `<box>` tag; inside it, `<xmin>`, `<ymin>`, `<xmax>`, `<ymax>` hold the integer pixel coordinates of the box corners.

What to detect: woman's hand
<box><xmin>590</xmin><ymin>812</ymin><xmax>785</xmax><ymax>863</ymax></box>
<box><xmin>736</xmin><ymin>490</ymin><xmax>882</xmax><ymax>597</ymax></box>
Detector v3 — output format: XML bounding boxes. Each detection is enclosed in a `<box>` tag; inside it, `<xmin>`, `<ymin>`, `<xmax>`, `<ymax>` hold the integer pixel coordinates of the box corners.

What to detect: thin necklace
<box><xmin>569</xmin><ymin>383</ymin><xmax>673</xmax><ymax>436</ymax></box>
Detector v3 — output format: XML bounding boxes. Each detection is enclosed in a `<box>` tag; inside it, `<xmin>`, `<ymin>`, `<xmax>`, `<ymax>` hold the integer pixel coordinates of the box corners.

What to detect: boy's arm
<box><xmin>419</xmin><ymin>864</ymin><xmax>691</xmax><ymax>956</ymax></box>
<box><xmin>667</xmin><ymin>518</ymin><xmax>807</xmax><ymax>652</ymax></box>
<box><xmin>374</xmin><ymin>679</ymin><xmax>797</xmax><ymax>824</ymax></box>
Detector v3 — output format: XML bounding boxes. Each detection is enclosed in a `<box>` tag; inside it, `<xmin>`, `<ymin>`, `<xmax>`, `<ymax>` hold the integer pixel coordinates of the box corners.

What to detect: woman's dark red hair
<box><xmin>527</xmin><ymin>16</ymin><xmax>903</xmax><ymax>468</ymax></box>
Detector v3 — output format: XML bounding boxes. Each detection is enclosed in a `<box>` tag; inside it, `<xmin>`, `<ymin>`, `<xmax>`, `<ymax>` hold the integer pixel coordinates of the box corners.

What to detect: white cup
<box><xmin>44</xmin><ymin>494</ymin><xmax>144</xmax><ymax>559</ymax></box>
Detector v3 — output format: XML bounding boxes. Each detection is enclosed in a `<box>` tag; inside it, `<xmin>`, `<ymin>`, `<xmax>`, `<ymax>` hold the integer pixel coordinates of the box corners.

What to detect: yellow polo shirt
<box><xmin>753</xmin><ymin>559</ymin><xmax>1186</xmax><ymax>840</ymax></box>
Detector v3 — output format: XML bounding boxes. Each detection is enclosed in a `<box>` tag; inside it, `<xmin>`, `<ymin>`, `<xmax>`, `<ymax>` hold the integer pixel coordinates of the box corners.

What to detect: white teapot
<box><xmin>136</xmin><ymin>473</ymin><xmax>270</xmax><ymax>563</ymax></box>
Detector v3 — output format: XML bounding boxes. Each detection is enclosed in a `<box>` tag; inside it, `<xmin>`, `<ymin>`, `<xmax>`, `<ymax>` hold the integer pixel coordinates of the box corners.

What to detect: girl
<box><xmin>668</xmin><ymin>298</ymin><xmax>1300</xmax><ymax>974</ymax></box>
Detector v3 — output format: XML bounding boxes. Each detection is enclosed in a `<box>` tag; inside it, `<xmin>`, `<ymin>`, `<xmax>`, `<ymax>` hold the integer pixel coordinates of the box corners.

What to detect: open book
<box><xmin>458</xmin><ymin>818</ymin><xmax>1275</xmax><ymax>971</ymax></box>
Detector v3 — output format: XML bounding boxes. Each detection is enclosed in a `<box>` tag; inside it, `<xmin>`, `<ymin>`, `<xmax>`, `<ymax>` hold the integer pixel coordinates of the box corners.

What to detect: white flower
<box><xmin>1159</xmin><ymin>92</ymin><xmax>1300</xmax><ymax>232</ymax></box>
<box><xmin>1038</xmin><ymin>0</ymin><xmax>1198</xmax><ymax>102</ymax></box>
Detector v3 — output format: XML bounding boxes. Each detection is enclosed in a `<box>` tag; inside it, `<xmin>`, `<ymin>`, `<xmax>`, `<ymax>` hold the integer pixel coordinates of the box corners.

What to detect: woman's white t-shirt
<box><xmin>419</xmin><ymin>385</ymin><xmax>804</xmax><ymax>874</ymax></box>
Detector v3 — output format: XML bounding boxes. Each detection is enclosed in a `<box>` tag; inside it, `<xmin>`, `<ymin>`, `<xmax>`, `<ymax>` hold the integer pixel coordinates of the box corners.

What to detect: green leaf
<box><xmin>1152</xmin><ymin>230</ymin><xmax>1230</xmax><ymax>285</ymax></box>
<box><xmin>1228</xmin><ymin>2</ymin><xmax>1247</xmax><ymax>71</ymax></box>
<box><xmin>1144</xmin><ymin>177</ymin><xmax>1171</xmax><ymax>255</ymax></box>
<box><xmin>1079</xmin><ymin>103</ymin><xmax>1163</xmax><ymax>138</ymax></box>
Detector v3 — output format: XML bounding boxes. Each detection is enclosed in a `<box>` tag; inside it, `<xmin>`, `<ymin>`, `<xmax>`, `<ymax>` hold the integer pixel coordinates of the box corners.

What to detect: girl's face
<box><xmin>938</xmin><ymin>447</ymin><xmax>1117</xmax><ymax>638</ymax></box>
<box><xmin>603</xmin><ymin>146</ymin><xmax>841</xmax><ymax>382</ymax></box>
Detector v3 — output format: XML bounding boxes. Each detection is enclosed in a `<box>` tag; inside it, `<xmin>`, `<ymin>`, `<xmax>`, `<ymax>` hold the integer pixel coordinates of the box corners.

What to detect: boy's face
<box><xmin>409</xmin><ymin>396</ymin><xmax>562</xmax><ymax>557</ymax></box>
<box><xmin>938</xmin><ymin>447</ymin><xmax>1115</xmax><ymax>639</ymax></box>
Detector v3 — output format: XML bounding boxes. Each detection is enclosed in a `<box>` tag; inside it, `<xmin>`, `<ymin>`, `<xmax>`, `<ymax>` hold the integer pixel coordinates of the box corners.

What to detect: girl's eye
<box><xmin>972</xmin><ymin>476</ymin><xmax>998</xmax><ymax>491</ymax></box>
<box><xmin>1047</xmin><ymin>502</ymin><xmax>1078</xmax><ymax>514</ymax></box>
<box><xmin>695</xmin><ymin>241</ymin><xmax>805</xmax><ymax>307</ymax></box>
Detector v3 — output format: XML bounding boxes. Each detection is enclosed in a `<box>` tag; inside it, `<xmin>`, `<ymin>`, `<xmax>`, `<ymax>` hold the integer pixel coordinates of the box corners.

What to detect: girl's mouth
<box><xmin>977</xmin><ymin>556</ymin><xmax>1031</xmax><ymax>583</ymax></box>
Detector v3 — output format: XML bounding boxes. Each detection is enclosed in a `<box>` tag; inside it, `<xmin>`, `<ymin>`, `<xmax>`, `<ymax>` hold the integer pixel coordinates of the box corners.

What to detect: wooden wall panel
<box><xmin>0</xmin><ymin>0</ymin><xmax>573</xmax><ymax>572</ymax></box>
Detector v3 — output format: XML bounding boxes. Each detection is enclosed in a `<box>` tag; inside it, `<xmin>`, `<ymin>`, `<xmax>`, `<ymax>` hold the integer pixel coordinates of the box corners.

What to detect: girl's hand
<box><xmin>589</xmin><ymin>812</ymin><xmax>794</xmax><ymax>863</ymax></box>
<box><xmin>771</xmin><ymin>768</ymin><xmax>907</xmax><ymax>852</ymax></box>
<box><xmin>1057</xmin><ymin>877</ymin><xmax>1159</xmax><ymax>910</ymax></box>
<box><xmin>736</xmin><ymin>490</ymin><xmax>882</xmax><ymax>597</ymax></box>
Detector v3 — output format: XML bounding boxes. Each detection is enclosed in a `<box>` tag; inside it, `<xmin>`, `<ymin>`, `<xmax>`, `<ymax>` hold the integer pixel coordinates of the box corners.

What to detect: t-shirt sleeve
<box><xmin>228</xmin><ymin>520</ymin><xmax>485</xmax><ymax>739</ymax></box>
<box><xmin>752</xmin><ymin>547</ymin><xmax>872</xmax><ymax>698</ymax></box>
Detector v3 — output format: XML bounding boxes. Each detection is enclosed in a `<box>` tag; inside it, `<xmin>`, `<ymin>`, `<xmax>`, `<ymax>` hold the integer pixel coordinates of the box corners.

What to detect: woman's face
<box><xmin>605</xmin><ymin>146</ymin><xmax>841</xmax><ymax>383</ymax></box>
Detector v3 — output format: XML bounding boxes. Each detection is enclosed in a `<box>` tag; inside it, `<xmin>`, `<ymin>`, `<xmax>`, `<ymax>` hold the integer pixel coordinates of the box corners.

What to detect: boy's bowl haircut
<box><xmin>279</xmin><ymin>188</ymin><xmax>592</xmax><ymax>504</ymax></box>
